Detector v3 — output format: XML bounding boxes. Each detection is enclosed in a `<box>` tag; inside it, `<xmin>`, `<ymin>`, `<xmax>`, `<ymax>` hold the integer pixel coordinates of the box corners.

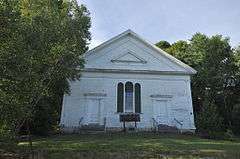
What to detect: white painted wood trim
<box><xmin>82</xmin><ymin>68</ymin><xmax>194</xmax><ymax>75</ymax></box>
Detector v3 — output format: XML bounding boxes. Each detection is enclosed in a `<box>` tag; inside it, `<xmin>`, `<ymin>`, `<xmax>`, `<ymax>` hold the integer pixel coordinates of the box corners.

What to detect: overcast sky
<box><xmin>79</xmin><ymin>0</ymin><xmax>240</xmax><ymax>49</ymax></box>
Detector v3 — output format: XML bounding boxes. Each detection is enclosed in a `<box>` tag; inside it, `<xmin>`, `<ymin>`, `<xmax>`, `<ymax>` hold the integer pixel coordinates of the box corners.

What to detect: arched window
<box><xmin>125</xmin><ymin>82</ymin><xmax>133</xmax><ymax>112</ymax></box>
<box><xmin>117</xmin><ymin>82</ymin><xmax>124</xmax><ymax>112</ymax></box>
<box><xmin>135</xmin><ymin>83</ymin><xmax>141</xmax><ymax>113</ymax></box>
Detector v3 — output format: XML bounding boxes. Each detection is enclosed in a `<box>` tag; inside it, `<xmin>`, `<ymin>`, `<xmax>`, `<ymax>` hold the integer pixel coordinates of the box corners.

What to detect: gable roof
<box><xmin>85</xmin><ymin>29</ymin><xmax>197</xmax><ymax>74</ymax></box>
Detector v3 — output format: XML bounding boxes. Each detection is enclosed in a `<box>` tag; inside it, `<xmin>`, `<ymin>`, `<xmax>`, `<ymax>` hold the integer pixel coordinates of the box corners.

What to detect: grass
<box><xmin>16</xmin><ymin>133</ymin><xmax>240</xmax><ymax>158</ymax></box>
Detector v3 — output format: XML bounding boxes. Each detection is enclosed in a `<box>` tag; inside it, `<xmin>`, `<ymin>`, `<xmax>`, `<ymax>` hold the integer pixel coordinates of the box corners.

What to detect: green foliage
<box><xmin>196</xmin><ymin>99</ymin><xmax>224</xmax><ymax>139</ymax></box>
<box><xmin>234</xmin><ymin>46</ymin><xmax>240</xmax><ymax>68</ymax></box>
<box><xmin>156</xmin><ymin>33</ymin><xmax>240</xmax><ymax>137</ymax></box>
<box><xmin>166</xmin><ymin>40</ymin><xmax>191</xmax><ymax>65</ymax></box>
<box><xmin>0</xmin><ymin>0</ymin><xmax>91</xmax><ymax>137</ymax></box>
<box><xmin>155</xmin><ymin>40</ymin><xmax>171</xmax><ymax>51</ymax></box>
<box><xmin>231</xmin><ymin>104</ymin><xmax>240</xmax><ymax>134</ymax></box>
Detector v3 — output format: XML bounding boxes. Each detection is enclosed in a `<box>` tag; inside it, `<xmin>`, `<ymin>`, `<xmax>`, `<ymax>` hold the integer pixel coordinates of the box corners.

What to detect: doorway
<box><xmin>87</xmin><ymin>98</ymin><xmax>101</xmax><ymax>124</ymax></box>
<box><xmin>153</xmin><ymin>99</ymin><xmax>169</xmax><ymax>125</ymax></box>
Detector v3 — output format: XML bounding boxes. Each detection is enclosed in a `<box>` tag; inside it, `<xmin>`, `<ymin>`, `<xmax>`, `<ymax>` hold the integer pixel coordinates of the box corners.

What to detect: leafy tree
<box><xmin>231</xmin><ymin>103</ymin><xmax>240</xmax><ymax>134</ymax></box>
<box><xmin>155</xmin><ymin>33</ymin><xmax>239</xmax><ymax>136</ymax></box>
<box><xmin>0</xmin><ymin>0</ymin><xmax>27</xmax><ymax>139</ymax></box>
<box><xmin>165</xmin><ymin>40</ymin><xmax>190</xmax><ymax>65</ymax></box>
<box><xmin>229</xmin><ymin>46</ymin><xmax>240</xmax><ymax>134</ymax></box>
<box><xmin>196</xmin><ymin>92</ymin><xmax>224</xmax><ymax>138</ymax></box>
<box><xmin>0</xmin><ymin>0</ymin><xmax>91</xmax><ymax>140</ymax></box>
<box><xmin>155</xmin><ymin>40</ymin><xmax>171</xmax><ymax>51</ymax></box>
<box><xmin>191</xmin><ymin>35</ymin><xmax>237</xmax><ymax>133</ymax></box>
<box><xmin>234</xmin><ymin>45</ymin><xmax>240</xmax><ymax>73</ymax></box>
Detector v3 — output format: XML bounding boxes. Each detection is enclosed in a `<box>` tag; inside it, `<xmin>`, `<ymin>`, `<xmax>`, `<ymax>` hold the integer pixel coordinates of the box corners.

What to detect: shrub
<box><xmin>231</xmin><ymin>104</ymin><xmax>240</xmax><ymax>135</ymax></box>
<box><xmin>196</xmin><ymin>101</ymin><xmax>225</xmax><ymax>139</ymax></box>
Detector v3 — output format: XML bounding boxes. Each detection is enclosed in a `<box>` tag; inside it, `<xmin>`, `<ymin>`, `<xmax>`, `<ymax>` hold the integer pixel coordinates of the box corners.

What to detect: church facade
<box><xmin>60</xmin><ymin>30</ymin><xmax>197</xmax><ymax>133</ymax></box>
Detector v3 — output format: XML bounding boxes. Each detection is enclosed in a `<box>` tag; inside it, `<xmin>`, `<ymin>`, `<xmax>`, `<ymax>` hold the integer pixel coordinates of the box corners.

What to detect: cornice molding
<box><xmin>82</xmin><ymin>68</ymin><xmax>193</xmax><ymax>75</ymax></box>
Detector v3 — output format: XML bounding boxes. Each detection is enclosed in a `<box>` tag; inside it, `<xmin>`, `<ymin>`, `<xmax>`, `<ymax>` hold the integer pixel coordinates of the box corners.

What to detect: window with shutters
<box><xmin>135</xmin><ymin>83</ymin><xmax>141</xmax><ymax>113</ymax></box>
<box><xmin>117</xmin><ymin>82</ymin><xmax>141</xmax><ymax>113</ymax></box>
<box><xmin>117</xmin><ymin>82</ymin><xmax>124</xmax><ymax>112</ymax></box>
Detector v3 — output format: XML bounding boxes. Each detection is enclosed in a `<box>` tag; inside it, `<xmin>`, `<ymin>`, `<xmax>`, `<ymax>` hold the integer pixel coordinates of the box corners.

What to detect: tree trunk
<box><xmin>27</xmin><ymin>119</ymin><xmax>34</xmax><ymax>159</ymax></box>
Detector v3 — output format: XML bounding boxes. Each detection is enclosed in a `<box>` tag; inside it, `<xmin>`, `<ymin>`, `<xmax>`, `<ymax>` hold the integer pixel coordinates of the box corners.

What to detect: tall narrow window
<box><xmin>117</xmin><ymin>83</ymin><xmax>124</xmax><ymax>112</ymax></box>
<box><xmin>135</xmin><ymin>83</ymin><xmax>141</xmax><ymax>113</ymax></box>
<box><xmin>125</xmin><ymin>82</ymin><xmax>133</xmax><ymax>112</ymax></box>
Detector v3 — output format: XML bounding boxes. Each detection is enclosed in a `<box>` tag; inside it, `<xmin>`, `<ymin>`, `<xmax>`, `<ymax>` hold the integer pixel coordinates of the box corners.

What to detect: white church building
<box><xmin>60</xmin><ymin>30</ymin><xmax>197</xmax><ymax>133</ymax></box>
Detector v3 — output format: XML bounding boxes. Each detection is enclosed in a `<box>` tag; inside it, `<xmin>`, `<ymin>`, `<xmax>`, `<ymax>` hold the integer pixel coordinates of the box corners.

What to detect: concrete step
<box><xmin>78</xmin><ymin>124</ymin><xmax>105</xmax><ymax>131</ymax></box>
<box><xmin>157</xmin><ymin>124</ymin><xmax>179</xmax><ymax>133</ymax></box>
<box><xmin>78</xmin><ymin>130</ymin><xmax>106</xmax><ymax>134</ymax></box>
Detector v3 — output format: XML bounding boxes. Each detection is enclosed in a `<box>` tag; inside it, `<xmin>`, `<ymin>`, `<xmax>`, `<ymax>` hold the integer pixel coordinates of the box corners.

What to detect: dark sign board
<box><xmin>119</xmin><ymin>113</ymin><xmax>140</xmax><ymax>122</ymax></box>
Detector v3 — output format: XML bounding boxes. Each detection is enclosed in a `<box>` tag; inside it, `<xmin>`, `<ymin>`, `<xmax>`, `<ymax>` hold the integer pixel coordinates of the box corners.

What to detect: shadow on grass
<box><xmin>16</xmin><ymin>133</ymin><xmax>240</xmax><ymax>159</ymax></box>
<box><xmin>19</xmin><ymin>150</ymin><xmax>240</xmax><ymax>159</ymax></box>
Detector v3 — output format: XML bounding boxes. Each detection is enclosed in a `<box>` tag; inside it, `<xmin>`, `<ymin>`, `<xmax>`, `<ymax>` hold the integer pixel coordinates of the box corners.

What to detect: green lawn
<box><xmin>17</xmin><ymin>133</ymin><xmax>240</xmax><ymax>159</ymax></box>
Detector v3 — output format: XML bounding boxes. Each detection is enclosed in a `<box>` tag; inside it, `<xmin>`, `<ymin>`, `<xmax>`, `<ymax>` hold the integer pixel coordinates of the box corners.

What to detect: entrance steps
<box><xmin>157</xmin><ymin>124</ymin><xmax>179</xmax><ymax>133</ymax></box>
<box><xmin>75</xmin><ymin>124</ymin><xmax>106</xmax><ymax>134</ymax></box>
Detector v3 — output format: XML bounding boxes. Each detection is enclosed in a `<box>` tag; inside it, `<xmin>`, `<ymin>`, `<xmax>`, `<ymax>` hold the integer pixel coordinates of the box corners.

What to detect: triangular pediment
<box><xmin>111</xmin><ymin>51</ymin><xmax>147</xmax><ymax>64</ymax></box>
<box><xmin>84</xmin><ymin>30</ymin><xmax>197</xmax><ymax>75</ymax></box>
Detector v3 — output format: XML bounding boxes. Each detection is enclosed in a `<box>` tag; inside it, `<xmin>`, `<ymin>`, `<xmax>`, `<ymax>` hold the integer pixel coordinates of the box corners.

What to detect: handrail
<box><xmin>174</xmin><ymin>118</ymin><xmax>183</xmax><ymax>133</ymax></box>
<box><xmin>79</xmin><ymin>117</ymin><xmax>84</xmax><ymax>126</ymax></box>
<box><xmin>103</xmin><ymin>117</ymin><xmax>107</xmax><ymax>133</ymax></box>
<box><xmin>152</xmin><ymin>118</ymin><xmax>159</xmax><ymax>132</ymax></box>
<box><xmin>174</xmin><ymin>118</ymin><xmax>183</xmax><ymax>126</ymax></box>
